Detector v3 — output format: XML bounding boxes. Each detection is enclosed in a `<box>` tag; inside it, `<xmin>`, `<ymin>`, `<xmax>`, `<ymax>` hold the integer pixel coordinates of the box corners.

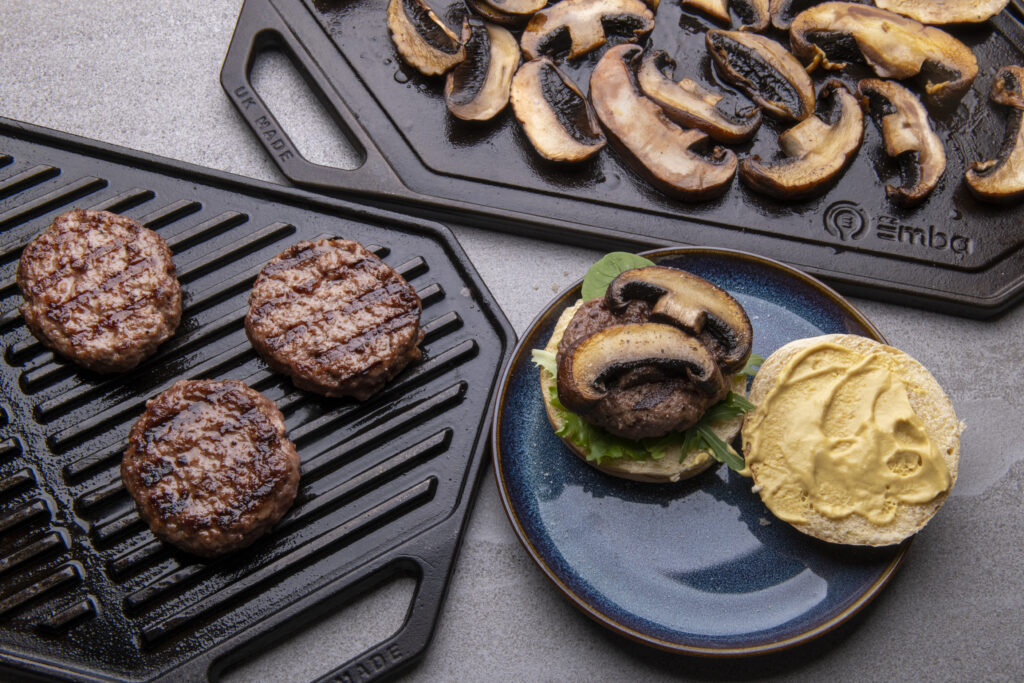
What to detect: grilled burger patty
<box><xmin>123</xmin><ymin>380</ymin><xmax>300</xmax><ymax>558</ymax></box>
<box><xmin>245</xmin><ymin>239</ymin><xmax>424</xmax><ymax>400</ymax></box>
<box><xmin>557</xmin><ymin>298</ymin><xmax>729</xmax><ymax>439</ymax></box>
<box><xmin>17</xmin><ymin>208</ymin><xmax>181</xmax><ymax>372</ymax></box>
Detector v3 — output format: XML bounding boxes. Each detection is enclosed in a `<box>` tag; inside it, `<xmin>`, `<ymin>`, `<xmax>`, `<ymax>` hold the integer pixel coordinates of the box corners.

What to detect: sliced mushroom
<box><xmin>605</xmin><ymin>266</ymin><xmax>753</xmax><ymax>374</ymax></box>
<box><xmin>789</xmin><ymin>3</ymin><xmax>979</xmax><ymax>109</ymax></box>
<box><xmin>682</xmin><ymin>0</ymin><xmax>730</xmax><ymax>23</ymax></box>
<box><xmin>638</xmin><ymin>50</ymin><xmax>762</xmax><ymax>143</ymax></box>
<box><xmin>466</xmin><ymin>0</ymin><xmax>531</xmax><ymax>27</ymax></box>
<box><xmin>482</xmin><ymin>0</ymin><xmax>548</xmax><ymax>15</ymax></box>
<box><xmin>874</xmin><ymin>0</ymin><xmax>1009</xmax><ymax>25</ymax></box>
<box><xmin>768</xmin><ymin>0</ymin><xmax>818</xmax><ymax>30</ymax></box>
<box><xmin>520</xmin><ymin>0</ymin><xmax>655</xmax><ymax>60</ymax></box>
<box><xmin>387</xmin><ymin>0</ymin><xmax>465</xmax><ymax>76</ymax></box>
<box><xmin>590</xmin><ymin>45</ymin><xmax>738</xmax><ymax>200</ymax></box>
<box><xmin>740</xmin><ymin>80</ymin><xmax>864</xmax><ymax>199</ymax></box>
<box><xmin>966</xmin><ymin>66</ymin><xmax>1024</xmax><ymax>203</ymax></box>
<box><xmin>734</xmin><ymin>0</ymin><xmax>770</xmax><ymax>31</ymax></box>
<box><xmin>858</xmin><ymin>78</ymin><xmax>945</xmax><ymax>207</ymax></box>
<box><xmin>445</xmin><ymin>19</ymin><xmax>519</xmax><ymax>120</ymax></box>
<box><xmin>557</xmin><ymin>323</ymin><xmax>727</xmax><ymax>415</ymax></box>
<box><xmin>510</xmin><ymin>57</ymin><xmax>606</xmax><ymax>162</ymax></box>
<box><xmin>705</xmin><ymin>29</ymin><xmax>815</xmax><ymax>121</ymax></box>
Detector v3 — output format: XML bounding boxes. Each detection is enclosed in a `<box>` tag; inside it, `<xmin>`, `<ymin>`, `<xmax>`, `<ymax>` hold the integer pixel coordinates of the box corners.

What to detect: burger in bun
<box><xmin>533</xmin><ymin>253</ymin><xmax>760</xmax><ymax>483</ymax></box>
<box><xmin>741</xmin><ymin>334</ymin><xmax>964</xmax><ymax>546</ymax></box>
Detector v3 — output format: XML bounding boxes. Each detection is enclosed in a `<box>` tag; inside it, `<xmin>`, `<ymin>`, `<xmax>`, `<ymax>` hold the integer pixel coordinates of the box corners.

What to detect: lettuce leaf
<box><xmin>580</xmin><ymin>252</ymin><xmax>655</xmax><ymax>300</ymax></box>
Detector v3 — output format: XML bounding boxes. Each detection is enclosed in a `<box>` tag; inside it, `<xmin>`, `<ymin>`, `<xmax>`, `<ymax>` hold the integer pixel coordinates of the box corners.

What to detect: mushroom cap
<box><xmin>638</xmin><ymin>50</ymin><xmax>762</xmax><ymax>144</ymax></box>
<box><xmin>520</xmin><ymin>0</ymin><xmax>655</xmax><ymax>60</ymax></box>
<box><xmin>510</xmin><ymin>57</ymin><xmax>606</xmax><ymax>162</ymax></box>
<box><xmin>589</xmin><ymin>44</ymin><xmax>738</xmax><ymax>200</ymax></box>
<box><xmin>740</xmin><ymin>80</ymin><xmax>864</xmax><ymax>199</ymax></box>
<box><xmin>605</xmin><ymin>265</ymin><xmax>753</xmax><ymax>375</ymax></box>
<box><xmin>387</xmin><ymin>0</ymin><xmax>465</xmax><ymax>76</ymax></box>
<box><xmin>789</xmin><ymin>2</ymin><xmax>979</xmax><ymax>109</ymax></box>
<box><xmin>705</xmin><ymin>29</ymin><xmax>815</xmax><ymax>121</ymax></box>
<box><xmin>858</xmin><ymin>78</ymin><xmax>945</xmax><ymax>207</ymax></box>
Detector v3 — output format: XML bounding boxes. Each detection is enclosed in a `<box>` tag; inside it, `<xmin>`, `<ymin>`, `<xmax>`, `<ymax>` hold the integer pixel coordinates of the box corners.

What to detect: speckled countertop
<box><xmin>1</xmin><ymin>2</ymin><xmax>1022</xmax><ymax>680</ymax></box>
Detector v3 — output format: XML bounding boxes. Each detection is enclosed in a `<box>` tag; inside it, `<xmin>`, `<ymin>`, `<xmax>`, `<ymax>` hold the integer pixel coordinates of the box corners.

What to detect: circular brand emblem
<box><xmin>823</xmin><ymin>202</ymin><xmax>867</xmax><ymax>241</ymax></box>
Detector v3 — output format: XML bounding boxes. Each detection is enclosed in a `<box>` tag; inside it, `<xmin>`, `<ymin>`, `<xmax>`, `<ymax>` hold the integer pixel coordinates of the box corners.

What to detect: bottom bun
<box><xmin>540</xmin><ymin>301</ymin><xmax>745</xmax><ymax>483</ymax></box>
<box><xmin>741</xmin><ymin>334</ymin><xmax>963</xmax><ymax>546</ymax></box>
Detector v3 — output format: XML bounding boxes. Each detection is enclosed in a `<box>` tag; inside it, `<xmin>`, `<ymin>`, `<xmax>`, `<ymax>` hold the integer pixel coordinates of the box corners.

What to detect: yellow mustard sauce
<box><xmin>742</xmin><ymin>341</ymin><xmax>951</xmax><ymax>525</ymax></box>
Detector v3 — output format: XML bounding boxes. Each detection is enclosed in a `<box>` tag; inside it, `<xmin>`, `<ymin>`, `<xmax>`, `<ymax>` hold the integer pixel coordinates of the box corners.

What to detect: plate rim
<box><xmin>489</xmin><ymin>245</ymin><xmax>910</xmax><ymax>657</ymax></box>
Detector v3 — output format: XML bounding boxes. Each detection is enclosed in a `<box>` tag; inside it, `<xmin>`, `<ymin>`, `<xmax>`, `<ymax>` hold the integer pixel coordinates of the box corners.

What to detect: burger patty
<box><xmin>245</xmin><ymin>239</ymin><xmax>424</xmax><ymax>400</ymax></box>
<box><xmin>122</xmin><ymin>379</ymin><xmax>300</xmax><ymax>558</ymax></box>
<box><xmin>557</xmin><ymin>298</ymin><xmax>729</xmax><ymax>439</ymax></box>
<box><xmin>17</xmin><ymin>209</ymin><xmax>181</xmax><ymax>373</ymax></box>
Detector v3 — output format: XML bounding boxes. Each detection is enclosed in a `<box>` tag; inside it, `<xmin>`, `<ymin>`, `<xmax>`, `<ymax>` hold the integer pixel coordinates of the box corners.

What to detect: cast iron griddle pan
<box><xmin>0</xmin><ymin>117</ymin><xmax>513</xmax><ymax>682</ymax></box>
<box><xmin>221</xmin><ymin>0</ymin><xmax>1024</xmax><ymax>318</ymax></box>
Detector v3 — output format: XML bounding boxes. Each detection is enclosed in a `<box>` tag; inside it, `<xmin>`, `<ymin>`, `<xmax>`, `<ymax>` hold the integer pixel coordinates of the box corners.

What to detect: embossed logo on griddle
<box><xmin>876</xmin><ymin>216</ymin><xmax>973</xmax><ymax>256</ymax></box>
<box><xmin>823</xmin><ymin>202</ymin><xmax>867</xmax><ymax>241</ymax></box>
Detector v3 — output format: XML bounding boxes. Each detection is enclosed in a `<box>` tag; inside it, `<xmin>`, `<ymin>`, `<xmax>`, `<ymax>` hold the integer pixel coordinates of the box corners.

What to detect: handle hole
<box><xmin>251</xmin><ymin>47</ymin><xmax>366</xmax><ymax>170</ymax></box>
<box><xmin>217</xmin><ymin>574</ymin><xmax>416</xmax><ymax>682</ymax></box>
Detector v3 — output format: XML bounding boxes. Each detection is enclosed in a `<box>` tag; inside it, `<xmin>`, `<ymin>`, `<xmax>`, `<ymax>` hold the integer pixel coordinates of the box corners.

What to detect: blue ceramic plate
<box><xmin>492</xmin><ymin>247</ymin><xmax>910</xmax><ymax>656</ymax></box>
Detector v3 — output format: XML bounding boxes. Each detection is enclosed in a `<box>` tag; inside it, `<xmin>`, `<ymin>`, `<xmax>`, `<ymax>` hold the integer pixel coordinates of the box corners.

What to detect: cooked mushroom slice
<box><xmin>741</xmin><ymin>80</ymin><xmax>864</xmax><ymax>199</ymax></box>
<box><xmin>520</xmin><ymin>0</ymin><xmax>654</xmax><ymax>60</ymax></box>
<box><xmin>682</xmin><ymin>0</ymin><xmax>730</xmax><ymax>23</ymax></box>
<box><xmin>875</xmin><ymin>0</ymin><xmax>1009</xmax><ymax>25</ymax></box>
<box><xmin>705</xmin><ymin>29</ymin><xmax>815</xmax><ymax>121</ymax></box>
<box><xmin>466</xmin><ymin>0</ymin><xmax>531</xmax><ymax>26</ymax></box>
<box><xmin>638</xmin><ymin>50</ymin><xmax>762</xmax><ymax>143</ymax></box>
<box><xmin>966</xmin><ymin>66</ymin><xmax>1024</xmax><ymax>203</ymax></box>
<box><xmin>445</xmin><ymin>19</ymin><xmax>519</xmax><ymax>120</ymax></box>
<box><xmin>789</xmin><ymin>3</ymin><xmax>979</xmax><ymax>109</ymax></box>
<box><xmin>859</xmin><ymin>79</ymin><xmax>945</xmax><ymax>207</ymax></box>
<box><xmin>590</xmin><ymin>45</ymin><xmax>738</xmax><ymax>200</ymax></box>
<box><xmin>605</xmin><ymin>266</ymin><xmax>753</xmax><ymax>374</ymax></box>
<box><xmin>387</xmin><ymin>0</ymin><xmax>465</xmax><ymax>76</ymax></box>
<box><xmin>768</xmin><ymin>0</ymin><xmax>818</xmax><ymax>30</ymax></box>
<box><xmin>734</xmin><ymin>0</ymin><xmax>770</xmax><ymax>31</ymax></box>
<box><xmin>511</xmin><ymin>58</ymin><xmax>605</xmax><ymax>162</ymax></box>
<box><xmin>483</xmin><ymin>0</ymin><xmax>548</xmax><ymax>15</ymax></box>
<box><xmin>557</xmin><ymin>323</ymin><xmax>727</xmax><ymax>413</ymax></box>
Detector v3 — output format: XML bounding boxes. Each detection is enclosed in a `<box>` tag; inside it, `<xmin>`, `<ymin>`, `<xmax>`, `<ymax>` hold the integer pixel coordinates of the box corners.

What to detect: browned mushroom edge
<box><xmin>638</xmin><ymin>49</ymin><xmax>762</xmax><ymax>144</ymax></box>
<box><xmin>740</xmin><ymin>79</ymin><xmax>864</xmax><ymax>200</ymax></box>
<box><xmin>705</xmin><ymin>29</ymin><xmax>815</xmax><ymax>121</ymax></box>
<box><xmin>966</xmin><ymin>66</ymin><xmax>1024</xmax><ymax>203</ymax></box>
<box><xmin>789</xmin><ymin>2</ymin><xmax>979</xmax><ymax>109</ymax></box>
<box><xmin>590</xmin><ymin>45</ymin><xmax>738</xmax><ymax>200</ymax></box>
<box><xmin>605</xmin><ymin>266</ymin><xmax>753</xmax><ymax>374</ymax></box>
<box><xmin>858</xmin><ymin>78</ymin><xmax>945</xmax><ymax>207</ymax></box>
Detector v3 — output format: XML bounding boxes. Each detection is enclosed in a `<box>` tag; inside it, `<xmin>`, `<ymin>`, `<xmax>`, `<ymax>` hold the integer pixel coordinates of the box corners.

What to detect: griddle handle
<box><xmin>311</xmin><ymin>555</ymin><xmax>450</xmax><ymax>683</ymax></box>
<box><xmin>220</xmin><ymin>0</ymin><xmax>406</xmax><ymax>197</ymax></box>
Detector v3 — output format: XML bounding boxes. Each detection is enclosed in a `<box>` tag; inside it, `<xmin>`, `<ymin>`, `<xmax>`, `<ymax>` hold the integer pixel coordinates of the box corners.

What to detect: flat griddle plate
<box><xmin>222</xmin><ymin>0</ymin><xmax>1024</xmax><ymax>318</ymax></box>
<box><xmin>0</xmin><ymin>118</ymin><xmax>513</xmax><ymax>682</ymax></box>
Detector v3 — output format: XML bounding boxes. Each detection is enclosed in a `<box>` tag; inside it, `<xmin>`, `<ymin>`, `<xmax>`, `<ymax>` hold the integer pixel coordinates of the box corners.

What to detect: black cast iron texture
<box><xmin>0</xmin><ymin>117</ymin><xmax>513</xmax><ymax>682</ymax></box>
<box><xmin>221</xmin><ymin>0</ymin><xmax>1024</xmax><ymax>318</ymax></box>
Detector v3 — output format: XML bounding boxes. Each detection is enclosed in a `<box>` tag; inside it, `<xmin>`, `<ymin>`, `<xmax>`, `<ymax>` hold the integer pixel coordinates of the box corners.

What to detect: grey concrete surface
<box><xmin>1</xmin><ymin>1</ymin><xmax>1023</xmax><ymax>680</ymax></box>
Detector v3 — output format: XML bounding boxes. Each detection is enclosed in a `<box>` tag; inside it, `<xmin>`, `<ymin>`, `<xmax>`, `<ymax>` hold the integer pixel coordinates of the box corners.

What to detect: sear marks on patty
<box><xmin>557</xmin><ymin>298</ymin><xmax>730</xmax><ymax>439</ymax></box>
<box><xmin>17</xmin><ymin>209</ymin><xmax>181</xmax><ymax>373</ymax></box>
<box><xmin>245</xmin><ymin>239</ymin><xmax>424</xmax><ymax>400</ymax></box>
<box><xmin>122</xmin><ymin>379</ymin><xmax>300</xmax><ymax>558</ymax></box>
